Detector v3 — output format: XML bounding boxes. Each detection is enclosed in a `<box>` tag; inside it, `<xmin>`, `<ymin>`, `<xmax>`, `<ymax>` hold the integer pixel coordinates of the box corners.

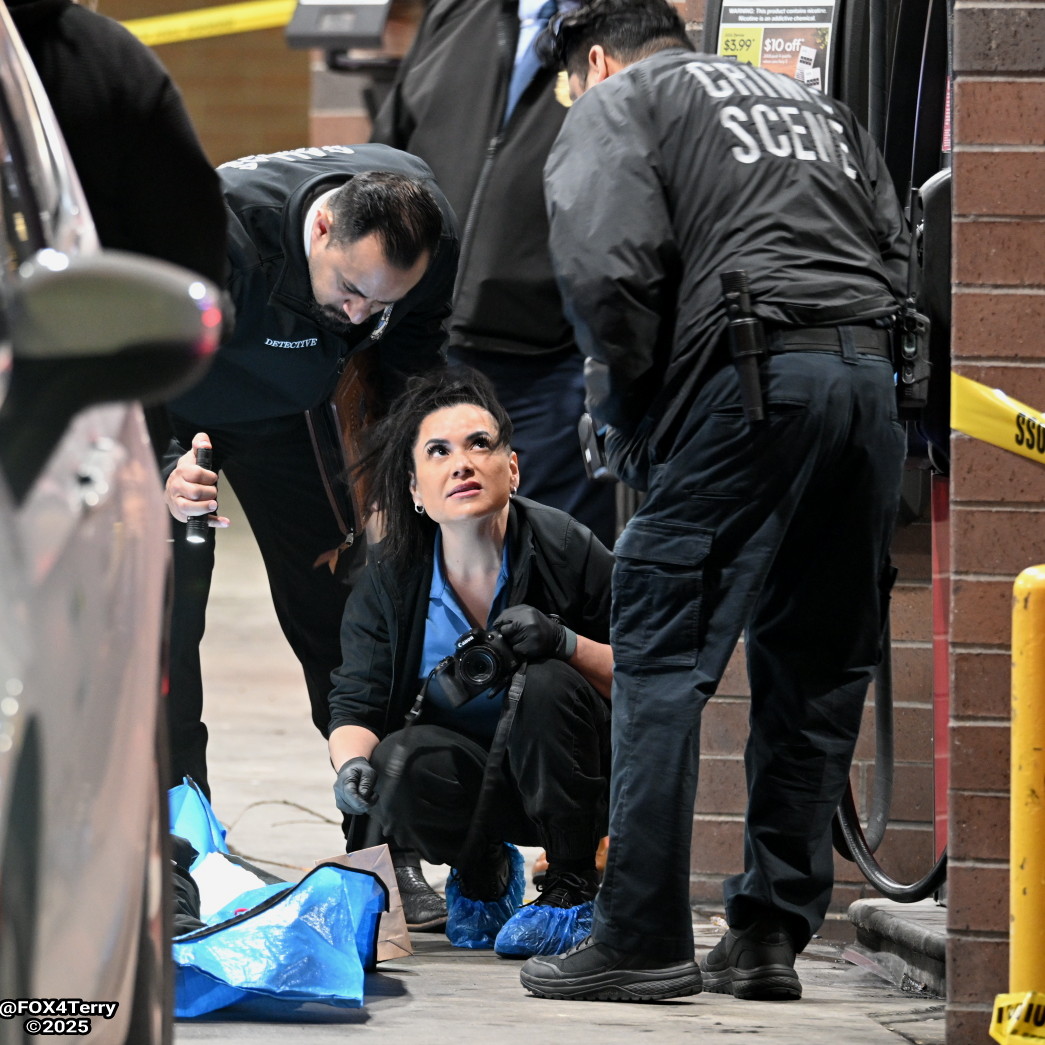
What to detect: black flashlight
<box><xmin>186</xmin><ymin>446</ymin><xmax>214</xmax><ymax>545</ymax></box>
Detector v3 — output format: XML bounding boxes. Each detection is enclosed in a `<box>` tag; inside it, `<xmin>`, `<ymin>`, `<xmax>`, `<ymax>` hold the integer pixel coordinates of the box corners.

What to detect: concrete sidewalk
<box><xmin>173</xmin><ymin>492</ymin><xmax>946</xmax><ymax>1044</ymax></box>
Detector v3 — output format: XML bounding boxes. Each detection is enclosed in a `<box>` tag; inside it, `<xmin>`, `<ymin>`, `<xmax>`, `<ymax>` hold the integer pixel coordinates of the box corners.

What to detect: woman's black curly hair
<box><xmin>361</xmin><ymin>366</ymin><xmax>514</xmax><ymax>564</ymax></box>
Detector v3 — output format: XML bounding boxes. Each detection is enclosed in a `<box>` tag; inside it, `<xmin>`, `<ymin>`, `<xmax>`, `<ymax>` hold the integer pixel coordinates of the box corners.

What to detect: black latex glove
<box><xmin>333</xmin><ymin>756</ymin><xmax>379</xmax><ymax>815</ymax></box>
<box><xmin>493</xmin><ymin>603</ymin><xmax>577</xmax><ymax>662</ymax></box>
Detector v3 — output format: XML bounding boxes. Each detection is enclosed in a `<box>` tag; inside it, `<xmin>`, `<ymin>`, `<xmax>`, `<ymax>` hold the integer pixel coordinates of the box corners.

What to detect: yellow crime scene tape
<box><xmin>951</xmin><ymin>372</ymin><xmax>1045</xmax><ymax>466</ymax></box>
<box><xmin>122</xmin><ymin>0</ymin><xmax>294</xmax><ymax>46</ymax></box>
<box><xmin>991</xmin><ymin>993</ymin><xmax>1045</xmax><ymax>1044</ymax></box>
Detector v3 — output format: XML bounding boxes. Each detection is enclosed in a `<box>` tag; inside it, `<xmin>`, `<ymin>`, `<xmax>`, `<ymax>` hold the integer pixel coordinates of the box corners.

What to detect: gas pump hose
<box><xmin>831</xmin><ymin>616</ymin><xmax>948</xmax><ymax>902</ymax></box>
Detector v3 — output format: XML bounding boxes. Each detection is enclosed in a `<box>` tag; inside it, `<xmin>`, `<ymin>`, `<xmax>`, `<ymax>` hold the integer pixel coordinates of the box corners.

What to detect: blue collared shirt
<box><xmin>419</xmin><ymin>530</ymin><xmax>512</xmax><ymax>742</ymax></box>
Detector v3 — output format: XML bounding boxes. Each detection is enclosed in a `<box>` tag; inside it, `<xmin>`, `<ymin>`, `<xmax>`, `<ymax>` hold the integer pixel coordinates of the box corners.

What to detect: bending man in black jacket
<box><xmin>161</xmin><ymin>147</ymin><xmax>458</xmax><ymax>923</ymax></box>
<box><xmin>519</xmin><ymin>0</ymin><xmax>908</xmax><ymax>1004</ymax></box>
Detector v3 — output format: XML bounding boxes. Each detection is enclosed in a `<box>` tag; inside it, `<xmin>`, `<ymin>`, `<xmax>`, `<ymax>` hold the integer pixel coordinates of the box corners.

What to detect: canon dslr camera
<box><xmin>436</xmin><ymin>626</ymin><xmax>519</xmax><ymax>708</ymax></box>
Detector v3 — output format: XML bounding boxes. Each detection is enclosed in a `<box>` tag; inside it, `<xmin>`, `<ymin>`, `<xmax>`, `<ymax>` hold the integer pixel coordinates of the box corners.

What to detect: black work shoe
<box><xmin>699</xmin><ymin>921</ymin><xmax>802</xmax><ymax>1000</ymax></box>
<box><xmin>394</xmin><ymin>864</ymin><xmax>447</xmax><ymax>931</ymax></box>
<box><xmin>520</xmin><ymin>935</ymin><xmax>703</xmax><ymax>1002</ymax></box>
<box><xmin>454</xmin><ymin>841</ymin><xmax>511</xmax><ymax>902</ymax></box>
<box><xmin>533</xmin><ymin>868</ymin><xmax>599</xmax><ymax>909</ymax></box>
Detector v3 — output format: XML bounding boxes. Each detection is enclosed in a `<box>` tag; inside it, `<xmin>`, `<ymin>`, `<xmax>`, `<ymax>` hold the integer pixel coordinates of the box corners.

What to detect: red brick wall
<box><xmin>950</xmin><ymin>5</ymin><xmax>1045</xmax><ymax>1041</ymax></box>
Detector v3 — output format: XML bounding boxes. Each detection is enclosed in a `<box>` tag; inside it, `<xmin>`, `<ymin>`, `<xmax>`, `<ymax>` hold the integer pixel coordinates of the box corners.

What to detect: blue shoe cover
<box><xmin>445</xmin><ymin>843</ymin><xmax>525</xmax><ymax>949</ymax></box>
<box><xmin>493</xmin><ymin>899</ymin><xmax>594</xmax><ymax>958</ymax></box>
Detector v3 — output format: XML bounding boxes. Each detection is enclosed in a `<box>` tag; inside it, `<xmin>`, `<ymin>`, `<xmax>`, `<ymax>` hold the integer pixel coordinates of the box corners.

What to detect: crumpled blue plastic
<box><xmin>172</xmin><ymin>864</ymin><xmax>387</xmax><ymax>1017</ymax></box>
<box><xmin>445</xmin><ymin>843</ymin><xmax>525</xmax><ymax>949</ymax></box>
<box><xmin>169</xmin><ymin>776</ymin><xmax>228</xmax><ymax>867</ymax></box>
<box><xmin>493</xmin><ymin>899</ymin><xmax>594</xmax><ymax>958</ymax></box>
<box><xmin>204</xmin><ymin>882</ymin><xmax>292</xmax><ymax>925</ymax></box>
<box><xmin>168</xmin><ymin>782</ymin><xmax>388</xmax><ymax>1018</ymax></box>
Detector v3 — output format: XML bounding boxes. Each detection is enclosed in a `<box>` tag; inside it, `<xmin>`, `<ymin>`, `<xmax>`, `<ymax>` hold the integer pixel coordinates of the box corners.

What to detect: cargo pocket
<box><xmin>611</xmin><ymin>520</ymin><xmax>713</xmax><ymax>667</ymax></box>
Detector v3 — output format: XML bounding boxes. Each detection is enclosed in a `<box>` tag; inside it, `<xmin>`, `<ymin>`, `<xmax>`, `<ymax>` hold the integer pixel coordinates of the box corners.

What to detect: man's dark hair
<box><xmin>361</xmin><ymin>366</ymin><xmax>514</xmax><ymax>564</ymax></box>
<box><xmin>537</xmin><ymin>0</ymin><xmax>692</xmax><ymax>79</ymax></box>
<box><xmin>328</xmin><ymin>171</ymin><xmax>443</xmax><ymax>270</ymax></box>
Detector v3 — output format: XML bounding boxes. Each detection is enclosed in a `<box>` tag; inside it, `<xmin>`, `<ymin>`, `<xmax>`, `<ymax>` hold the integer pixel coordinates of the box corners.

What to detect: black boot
<box><xmin>699</xmin><ymin>920</ymin><xmax>802</xmax><ymax>1000</ymax></box>
<box><xmin>392</xmin><ymin>850</ymin><xmax>447</xmax><ymax>932</ymax></box>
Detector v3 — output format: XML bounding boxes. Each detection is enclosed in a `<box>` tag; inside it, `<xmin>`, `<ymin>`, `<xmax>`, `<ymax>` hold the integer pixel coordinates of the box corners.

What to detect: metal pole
<box><xmin>1010</xmin><ymin>565</ymin><xmax>1045</xmax><ymax>992</ymax></box>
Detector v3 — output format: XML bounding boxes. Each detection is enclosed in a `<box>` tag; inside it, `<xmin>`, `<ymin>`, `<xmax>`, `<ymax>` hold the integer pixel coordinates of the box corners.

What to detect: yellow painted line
<box><xmin>122</xmin><ymin>0</ymin><xmax>295</xmax><ymax>46</ymax></box>
<box><xmin>951</xmin><ymin>372</ymin><xmax>1045</xmax><ymax>466</ymax></box>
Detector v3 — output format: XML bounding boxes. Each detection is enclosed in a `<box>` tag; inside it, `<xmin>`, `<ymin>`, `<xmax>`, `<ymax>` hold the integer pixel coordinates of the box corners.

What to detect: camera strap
<box><xmin>379</xmin><ymin>663</ymin><xmax>449</xmax><ymax>809</ymax></box>
<box><xmin>455</xmin><ymin>665</ymin><xmax>528</xmax><ymax>870</ymax></box>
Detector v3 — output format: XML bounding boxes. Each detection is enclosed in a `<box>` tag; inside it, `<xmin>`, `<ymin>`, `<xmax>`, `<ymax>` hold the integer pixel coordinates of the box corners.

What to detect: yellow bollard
<box><xmin>991</xmin><ymin>567</ymin><xmax>1045</xmax><ymax>1043</ymax></box>
<box><xmin>1011</xmin><ymin>566</ymin><xmax>1045</xmax><ymax>993</ymax></box>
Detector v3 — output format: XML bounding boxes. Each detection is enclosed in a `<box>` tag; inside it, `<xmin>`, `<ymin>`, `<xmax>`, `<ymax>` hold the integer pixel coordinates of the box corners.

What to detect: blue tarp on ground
<box><xmin>169</xmin><ymin>776</ymin><xmax>229</xmax><ymax>866</ymax></box>
<box><xmin>169</xmin><ymin>779</ymin><xmax>387</xmax><ymax>1017</ymax></box>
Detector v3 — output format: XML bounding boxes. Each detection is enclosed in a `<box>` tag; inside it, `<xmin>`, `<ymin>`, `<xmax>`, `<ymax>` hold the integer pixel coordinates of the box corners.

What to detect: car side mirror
<box><xmin>0</xmin><ymin>249</ymin><xmax>222</xmax><ymax>503</ymax></box>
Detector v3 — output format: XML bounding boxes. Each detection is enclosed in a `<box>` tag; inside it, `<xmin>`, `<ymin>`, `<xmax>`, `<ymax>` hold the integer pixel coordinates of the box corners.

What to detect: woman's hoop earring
<box><xmin>414</xmin><ymin>503</ymin><xmax>426</xmax><ymax>515</ymax></box>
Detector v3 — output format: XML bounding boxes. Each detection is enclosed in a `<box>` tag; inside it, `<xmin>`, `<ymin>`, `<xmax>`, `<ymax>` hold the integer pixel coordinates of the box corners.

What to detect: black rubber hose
<box><xmin>835</xmin><ymin>782</ymin><xmax>947</xmax><ymax>902</ymax></box>
<box><xmin>865</xmin><ymin>613</ymin><xmax>895</xmax><ymax>851</ymax></box>
<box><xmin>833</xmin><ymin>616</ymin><xmax>896</xmax><ymax>861</ymax></box>
<box><xmin>831</xmin><ymin>587</ymin><xmax>946</xmax><ymax>902</ymax></box>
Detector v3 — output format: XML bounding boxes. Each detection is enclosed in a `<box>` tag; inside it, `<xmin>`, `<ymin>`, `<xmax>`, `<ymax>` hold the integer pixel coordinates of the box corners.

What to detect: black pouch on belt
<box><xmin>894</xmin><ymin>297</ymin><xmax>931</xmax><ymax>418</ymax></box>
<box><xmin>721</xmin><ymin>270</ymin><xmax>767</xmax><ymax>424</ymax></box>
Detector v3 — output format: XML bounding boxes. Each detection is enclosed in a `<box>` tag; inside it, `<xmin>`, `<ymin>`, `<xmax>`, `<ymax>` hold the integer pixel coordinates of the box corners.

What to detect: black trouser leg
<box><xmin>368</xmin><ymin>662</ymin><xmax>610</xmax><ymax>868</ymax></box>
<box><xmin>503</xmin><ymin>659</ymin><xmax>611</xmax><ymax>864</ymax></box>
<box><xmin>369</xmin><ymin>725</ymin><xmax>488</xmax><ymax>866</ymax></box>
<box><xmin>167</xmin><ymin>516</ymin><xmax>215</xmax><ymax>796</ymax></box>
<box><xmin>221</xmin><ymin>422</ymin><xmax>349</xmax><ymax>739</ymax></box>
<box><xmin>726</xmin><ymin>358</ymin><xmax>905</xmax><ymax>948</ymax></box>
<box><xmin>165</xmin><ymin>415</ymin><xmax>350</xmax><ymax>798</ymax></box>
<box><xmin>596</xmin><ymin>352</ymin><xmax>905</xmax><ymax>960</ymax></box>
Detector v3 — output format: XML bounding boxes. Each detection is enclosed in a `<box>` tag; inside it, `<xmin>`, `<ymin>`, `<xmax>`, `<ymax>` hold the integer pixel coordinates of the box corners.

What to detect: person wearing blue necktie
<box><xmin>371</xmin><ymin>0</ymin><xmax>619</xmax><ymax>557</ymax></box>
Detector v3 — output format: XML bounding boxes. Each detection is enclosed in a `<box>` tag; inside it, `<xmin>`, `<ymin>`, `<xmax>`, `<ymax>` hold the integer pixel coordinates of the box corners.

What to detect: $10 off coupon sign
<box><xmin>715</xmin><ymin>0</ymin><xmax>836</xmax><ymax>92</ymax></box>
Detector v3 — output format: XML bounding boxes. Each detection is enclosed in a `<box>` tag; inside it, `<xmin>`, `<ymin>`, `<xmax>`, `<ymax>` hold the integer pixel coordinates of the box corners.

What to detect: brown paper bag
<box><xmin>317</xmin><ymin>843</ymin><xmax>413</xmax><ymax>963</ymax></box>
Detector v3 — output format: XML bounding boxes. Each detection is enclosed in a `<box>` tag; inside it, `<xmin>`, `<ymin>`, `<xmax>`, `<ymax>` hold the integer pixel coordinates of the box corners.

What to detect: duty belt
<box><xmin>766</xmin><ymin>325</ymin><xmax>892</xmax><ymax>358</ymax></box>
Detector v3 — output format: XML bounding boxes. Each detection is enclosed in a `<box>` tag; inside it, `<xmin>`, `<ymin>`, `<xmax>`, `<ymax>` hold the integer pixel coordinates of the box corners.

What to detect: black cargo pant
<box><xmin>165</xmin><ymin>413</ymin><xmax>348</xmax><ymax>797</ymax></box>
<box><xmin>594</xmin><ymin>341</ymin><xmax>906</xmax><ymax>961</ymax></box>
<box><xmin>367</xmin><ymin>659</ymin><xmax>612</xmax><ymax>868</ymax></box>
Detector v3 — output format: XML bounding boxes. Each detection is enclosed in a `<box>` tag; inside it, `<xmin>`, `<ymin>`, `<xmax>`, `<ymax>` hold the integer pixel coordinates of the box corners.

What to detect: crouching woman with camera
<box><xmin>327</xmin><ymin>367</ymin><xmax>613</xmax><ymax>958</ymax></box>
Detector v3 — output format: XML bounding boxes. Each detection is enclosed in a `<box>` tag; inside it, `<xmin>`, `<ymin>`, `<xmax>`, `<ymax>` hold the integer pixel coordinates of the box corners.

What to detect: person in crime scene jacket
<box><xmin>518</xmin><ymin>0</ymin><xmax>909</xmax><ymax>1006</ymax></box>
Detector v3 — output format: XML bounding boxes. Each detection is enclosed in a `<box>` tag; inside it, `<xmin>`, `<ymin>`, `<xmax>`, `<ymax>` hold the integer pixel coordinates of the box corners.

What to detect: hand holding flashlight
<box><xmin>163</xmin><ymin>434</ymin><xmax>229</xmax><ymax>537</ymax></box>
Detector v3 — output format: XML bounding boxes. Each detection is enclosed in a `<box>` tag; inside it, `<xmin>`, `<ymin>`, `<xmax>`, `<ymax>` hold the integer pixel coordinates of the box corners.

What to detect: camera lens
<box><xmin>458</xmin><ymin>647</ymin><xmax>498</xmax><ymax>686</ymax></box>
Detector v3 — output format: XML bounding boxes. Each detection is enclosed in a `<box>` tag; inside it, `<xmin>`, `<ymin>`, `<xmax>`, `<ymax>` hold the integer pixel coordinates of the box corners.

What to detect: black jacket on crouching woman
<box><xmin>327</xmin><ymin>496</ymin><xmax>613</xmax><ymax>740</ymax></box>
